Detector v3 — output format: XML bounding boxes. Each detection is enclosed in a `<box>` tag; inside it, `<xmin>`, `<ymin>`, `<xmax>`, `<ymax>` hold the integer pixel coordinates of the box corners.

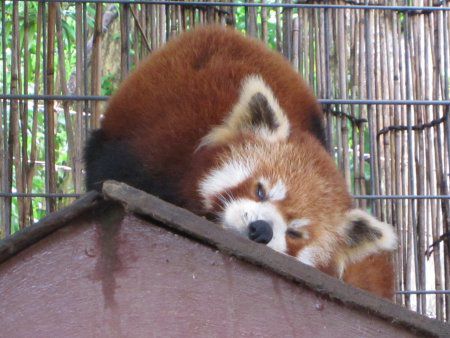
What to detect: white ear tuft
<box><xmin>340</xmin><ymin>209</ymin><xmax>397</xmax><ymax>264</ymax></box>
<box><xmin>198</xmin><ymin>75</ymin><xmax>290</xmax><ymax>149</ymax></box>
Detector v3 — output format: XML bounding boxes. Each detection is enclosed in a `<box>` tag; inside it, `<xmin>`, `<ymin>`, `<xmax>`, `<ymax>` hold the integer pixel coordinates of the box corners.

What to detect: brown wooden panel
<box><xmin>0</xmin><ymin>210</ymin><xmax>421</xmax><ymax>337</ymax></box>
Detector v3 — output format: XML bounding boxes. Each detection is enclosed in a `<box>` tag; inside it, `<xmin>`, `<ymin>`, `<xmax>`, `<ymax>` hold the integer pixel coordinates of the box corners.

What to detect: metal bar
<box><xmin>0</xmin><ymin>193</ymin><xmax>81</xmax><ymax>198</ymax></box>
<box><xmin>18</xmin><ymin>1</ymin><xmax>450</xmax><ymax>12</ymax></box>
<box><xmin>1</xmin><ymin>192</ymin><xmax>449</xmax><ymax>200</ymax></box>
<box><xmin>396</xmin><ymin>290</ymin><xmax>450</xmax><ymax>295</ymax></box>
<box><xmin>2</xmin><ymin>94</ymin><xmax>450</xmax><ymax>106</ymax></box>
<box><xmin>353</xmin><ymin>195</ymin><xmax>450</xmax><ymax>200</ymax></box>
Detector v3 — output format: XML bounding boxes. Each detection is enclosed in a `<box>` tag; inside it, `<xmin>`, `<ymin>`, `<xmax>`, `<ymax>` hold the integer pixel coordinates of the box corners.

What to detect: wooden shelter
<box><xmin>0</xmin><ymin>181</ymin><xmax>448</xmax><ymax>337</ymax></box>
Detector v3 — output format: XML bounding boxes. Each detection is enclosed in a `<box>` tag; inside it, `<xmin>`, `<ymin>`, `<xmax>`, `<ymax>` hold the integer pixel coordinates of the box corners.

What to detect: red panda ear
<box><xmin>198</xmin><ymin>75</ymin><xmax>290</xmax><ymax>149</ymax></box>
<box><xmin>339</xmin><ymin>209</ymin><xmax>397</xmax><ymax>265</ymax></box>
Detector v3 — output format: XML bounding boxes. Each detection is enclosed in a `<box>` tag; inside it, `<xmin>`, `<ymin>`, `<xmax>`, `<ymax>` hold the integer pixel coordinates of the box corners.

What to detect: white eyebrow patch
<box><xmin>290</xmin><ymin>218</ymin><xmax>310</xmax><ymax>229</ymax></box>
<box><xmin>199</xmin><ymin>158</ymin><xmax>255</xmax><ymax>209</ymax></box>
<box><xmin>260</xmin><ymin>178</ymin><xmax>287</xmax><ymax>201</ymax></box>
<box><xmin>269</xmin><ymin>179</ymin><xmax>287</xmax><ymax>201</ymax></box>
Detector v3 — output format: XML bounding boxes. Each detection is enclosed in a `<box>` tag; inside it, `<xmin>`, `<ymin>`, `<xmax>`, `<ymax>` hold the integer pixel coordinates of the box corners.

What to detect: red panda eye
<box><xmin>256</xmin><ymin>183</ymin><xmax>267</xmax><ymax>201</ymax></box>
<box><xmin>286</xmin><ymin>229</ymin><xmax>303</xmax><ymax>239</ymax></box>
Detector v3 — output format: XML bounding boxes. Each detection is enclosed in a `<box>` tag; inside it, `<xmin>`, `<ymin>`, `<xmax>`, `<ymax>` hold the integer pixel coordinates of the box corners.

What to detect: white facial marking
<box><xmin>289</xmin><ymin>219</ymin><xmax>311</xmax><ymax>229</ymax></box>
<box><xmin>260</xmin><ymin>178</ymin><xmax>287</xmax><ymax>201</ymax></box>
<box><xmin>297</xmin><ymin>246</ymin><xmax>330</xmax><ymax>268</ymax></box>
<box><xmin>288</xmin><ymin>219</ymin><xmax>311</xmax><ymax>240</ymax></box>
<box><xmin>296</xmin><ymin>232</ymin><xmax>336</xmax><ymax>268</ymax></box>
<box><xmin>199</xmin><ymin>159</ymin><xmax>255</xmax><ymax>209</ymax></box>
<box><xmin>269</xmin><ymin>180</ymin><xmax>287</xmax><ymax>201</ymax></box>
<box><xmin>220</xmin><ymin>198</ymin><xmax>287</xmax><ymax>253</ymax></box>
<box><xmin>297</xmin><ymin>247</ymin><xmax>319</xmax><ymax>267</ymax></box>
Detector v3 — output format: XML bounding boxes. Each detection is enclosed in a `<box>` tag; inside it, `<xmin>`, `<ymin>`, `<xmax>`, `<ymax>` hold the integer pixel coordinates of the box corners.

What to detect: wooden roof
<box><xmin>0</xmin><ymin>181</ymin><xmax>448</xmax><ymax>337</ymax></box>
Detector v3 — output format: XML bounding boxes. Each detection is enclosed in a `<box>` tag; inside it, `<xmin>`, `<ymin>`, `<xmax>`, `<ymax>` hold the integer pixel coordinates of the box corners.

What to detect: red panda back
<box><xmin>101</xmin><ymin>26</ymin><xmax>324</xmax><ymax>183</ymax></box>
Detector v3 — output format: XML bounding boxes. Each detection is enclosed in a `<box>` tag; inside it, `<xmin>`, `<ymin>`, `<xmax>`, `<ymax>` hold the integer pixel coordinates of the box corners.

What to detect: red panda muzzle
<box><xmin>248</xmin><ymin>220</ymin><xmax>273</xmax><ymax>244</ymax></box>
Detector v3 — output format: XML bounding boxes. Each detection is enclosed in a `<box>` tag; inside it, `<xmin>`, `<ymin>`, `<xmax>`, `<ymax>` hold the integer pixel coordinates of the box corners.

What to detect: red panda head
<box><xmin>196</xmin><ymin>75</ymin><xmax>397</xmax><ymax>278</ymax></box>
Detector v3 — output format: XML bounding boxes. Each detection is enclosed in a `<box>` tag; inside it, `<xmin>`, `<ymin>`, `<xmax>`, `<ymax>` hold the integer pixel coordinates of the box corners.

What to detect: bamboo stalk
<box><xmin>337</xmin><ymin>5</ymin><xmax>350</xmax><ymax>188</ymax></box>
<box><xmin>55</xmin><ymin>4</ymin><xmax>77</xmax><ymax>193</ymax></box>
<box><xmin>18</xmin><ymin>1</ymin><xmax>30</xmax><ymax>228</ymax></box>
<box><xmin>275</xmin><ymin>7</ymin><xmax>282</xmax><ymax>52</ymax></box>
<box><xmin>6</xmin><ymin>1</ymin><xmax>20</xmax><ymax>232</ymax></box>
<box><xmin>247</xmin><ymin>0</ymin><xmax>258</xmax><ymax>38</ymax></box>
<box><xmin>9</xmin><ymin>3</ymin><xmax>26</xmax><ymax>229</ymax></box>
<box><xmin>74</xmin><ymin>2</ymin><xmax>84</xmax><ymax>195</ymax></box>
<box><xmin>0</xmin><ymin>0</ymin><xmax>6</xmax><ymax>237</ymax></box>
<box><xmin>389</xmin><ymin>5</ymin><xmax>404</xmax><ymax>305</ymax></box>
<box><xmin>0</xmin><ymin>100</ymin><xmax>3</xmax><ymax>237</ymax></box>
<box><xmin>159</xmin><ymin>4</ymin><xmax>166</xmax><ymax>45</ymax></box>
<box><xmin>120</xmin><ymin>4</ymin><xmax>130</xmax><ymax>79</ymax></box>
<box><xmin>261</xmin><ymin>0</ymin><xmax>268</xmax><ymax>44</ymax></box>
<box><xmin>91</xmin><ymin>3</ymin><xmax>103</xmax><ymax>128</ymax></box>
<box><xmin>134</xmin><ymin>4</ymin><xmax>141</xmax><ymax>66</ymax></box>
<box><xmin>282</xmin><ymin>0</ymin><xmax>292</xmax><ymax>60</ymax></box>
<box><xmin>292</xmin><ymin>17</ymin><xmax>299</xmax><ymax>70</ymax></box>
<box><xmin>170</xmin><ymin>4</ymin><xmax>177</xmax><ymax>38</ymax></box>
<box><xmin>46</xmin><ymin>2</ymin><xmax>57</xmax><ymax>213</ymax></box>
<box><xmin>130</xmin><ymin>5</ymin><xmax>151</xmax><ymax>53</ymax></box>
<box><xmin>350</xmin><ymin>10</ymin><xmax>360</xmax><ymax>206</ymax></box>
<box><xmin>27</xmin><ymin>2</ymin><xmax>43</xmax><ymax>224</ymax></box>
<box><xmin>424</xmin><ymin>8</ymin><xmax>444</xmax><ymax>321</ymax></box>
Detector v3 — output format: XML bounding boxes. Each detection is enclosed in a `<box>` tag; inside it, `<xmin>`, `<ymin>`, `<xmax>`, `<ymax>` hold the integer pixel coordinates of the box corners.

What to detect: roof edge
<box><xmin>102</xmin><ymin>180</ymin><xmax>449</xmax><ymax>337</ymax></box>
<box><xmin>0</xmin><ymin>191</ymin><xmax>100</xmax><ymax>265</ymax></box>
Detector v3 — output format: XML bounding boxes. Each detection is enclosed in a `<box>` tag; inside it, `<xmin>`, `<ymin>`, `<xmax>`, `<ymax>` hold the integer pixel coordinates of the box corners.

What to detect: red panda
<box><xmin>85</xmin><ymin>26</ymin><xmax>397</xmax><ymax>299</ymax></box>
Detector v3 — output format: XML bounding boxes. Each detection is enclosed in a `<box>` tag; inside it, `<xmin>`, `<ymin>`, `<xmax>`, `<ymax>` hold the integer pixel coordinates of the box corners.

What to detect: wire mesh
<box><xmin>1</xmin><ymin>0</ymin><xmax>450</xmax><ymax>321</ymax></box>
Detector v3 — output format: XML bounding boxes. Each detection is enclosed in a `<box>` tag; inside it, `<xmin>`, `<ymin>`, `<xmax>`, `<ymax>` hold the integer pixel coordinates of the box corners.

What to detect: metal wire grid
<box><xmin>1</xmin><ymin>0</ymin><xmax>450</xmax><ymax>320</ymax></box>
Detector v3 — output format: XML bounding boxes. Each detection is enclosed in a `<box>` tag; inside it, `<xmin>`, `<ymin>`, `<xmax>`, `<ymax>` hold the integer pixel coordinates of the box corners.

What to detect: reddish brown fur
<box><xmin>99</xmin><ymin>26</ymin><xmax>394</xmax><ymax>299</ymax></box>
<box><xmin>343</xmin><ymin>253</ymin><xmax>395</xmax><ymax>299</ymax></box>
<box><xmin>101</xmin><ymin>26</ymin><xmax>322</xmax><ymax>190</ymax></box>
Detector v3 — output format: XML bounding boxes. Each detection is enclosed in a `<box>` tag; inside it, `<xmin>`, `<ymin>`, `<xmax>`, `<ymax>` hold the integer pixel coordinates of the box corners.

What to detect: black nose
<box><xmin>248</xmin><ymin>220</ymin><xmax>273</xmax><ymax>244</ymax></box>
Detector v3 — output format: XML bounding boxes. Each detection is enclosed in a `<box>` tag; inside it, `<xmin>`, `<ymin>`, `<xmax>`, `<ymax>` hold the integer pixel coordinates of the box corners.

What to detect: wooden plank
<box><xmin>0</xmin><ymin>191</ymin><xmax>99</xmax><ymax>264</ymax></box>
<box><xmin>0</xmin><ymin>211</ymin><xmax>423</xmax><ymax>337</ymax></box>
<box><xmin>102</xmin><ymin>180</ymin><xmax>450</xmax><ymax>337</ymax></box>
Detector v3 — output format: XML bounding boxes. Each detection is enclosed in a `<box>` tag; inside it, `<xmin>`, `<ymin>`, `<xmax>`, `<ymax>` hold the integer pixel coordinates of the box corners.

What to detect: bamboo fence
<box><xmin>1</xmin><ymin>0</ymin><xmax>450</xmax><ymax>321</ymax></box>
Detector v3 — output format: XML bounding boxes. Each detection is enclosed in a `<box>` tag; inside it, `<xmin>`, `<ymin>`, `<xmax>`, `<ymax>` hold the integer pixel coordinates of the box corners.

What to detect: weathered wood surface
<box><xmin>0</xmin><ymin>208</ymin><xmax>427</xmax><ymax>337</ymax></box>
<box><xmin>0</xmin><ymin>191</ymin><xmax>100</xmax><ymax>264</ymax></box>
<box><xmin>102</xmin><ymin>181</ymin><xmax>449</xmax><ymax>337</ymax></box>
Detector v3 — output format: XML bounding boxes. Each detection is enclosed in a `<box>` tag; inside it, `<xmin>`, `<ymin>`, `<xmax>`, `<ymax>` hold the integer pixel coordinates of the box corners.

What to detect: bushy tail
<box><xmin>84</xmin><ymin>129</ymin><xmax>154</xmax><ymax>192</ymax></box>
